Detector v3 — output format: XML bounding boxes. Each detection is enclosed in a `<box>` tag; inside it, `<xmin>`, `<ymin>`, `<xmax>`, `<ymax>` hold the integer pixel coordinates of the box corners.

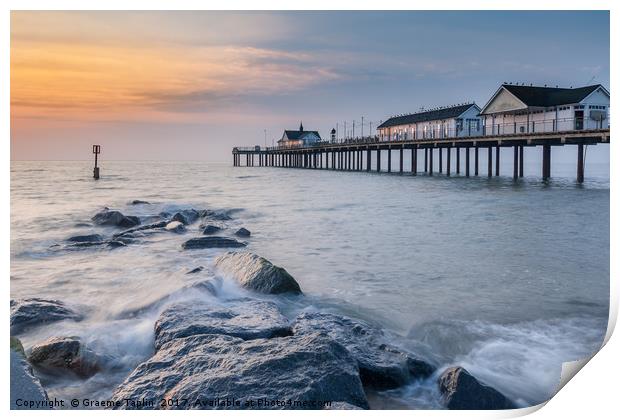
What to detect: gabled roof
<box><xmin>377</xmin><ymin>104</ymin><xmax>479</xmax><ymax>129</ymax></box>
<box><xmin>501</xmin><ymin>84</ymin><xmax>605</xmax><ymax>107</ymax></box>
<box><xmin>280</xmin><ymin>130</ymin><xmax>321</xmax><ymax>141</ymax></box>
<box><xmin>480</xmin><ymin>84</ymin><xmax>609</xmax><ymax>115</ymax></box>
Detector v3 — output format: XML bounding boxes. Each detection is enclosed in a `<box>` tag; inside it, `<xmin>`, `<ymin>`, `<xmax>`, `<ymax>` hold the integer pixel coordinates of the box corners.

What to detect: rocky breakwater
<box><xmin>109</xmin><ymin>252</ymin><xmax>517</xmax><ymax>410</ymax></box>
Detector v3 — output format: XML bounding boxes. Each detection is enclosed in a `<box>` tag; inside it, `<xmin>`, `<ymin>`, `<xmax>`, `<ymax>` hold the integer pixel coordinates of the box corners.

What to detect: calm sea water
<box><xmin>10</xmin><ymin>159</ymin><xmax>609</xmax><ymax>409</ymax></box>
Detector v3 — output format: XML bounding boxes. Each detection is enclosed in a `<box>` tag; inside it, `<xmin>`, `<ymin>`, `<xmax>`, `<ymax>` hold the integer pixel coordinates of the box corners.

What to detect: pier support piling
<box><xmin>542</xmin><ymin>145</ymin><xmax>551</xmax><ymax>180</ymax></box>
<box><xmin>519</xmin><ymin>146</ymin><xmax>524</xmax><ymax>177</ymax></box>
<box><xmin>456</xmin><ymin>147</ymin><xmax>460</xmax><ymax>174</ymax></box>
<box><xmin>446</xmin><ymin>147</ymin><xmax>451</xmax><ymax>176</ymax></box>
<box><xmin>474</xmin><ymin>146</ymin><xmax>479</xmax><ymax>176</ymax></box>
<box><xmin>465</xmin><ymin>147</ymin><xmax>470</xmax><ymax>177</ymax></box>
<box><xmin>429</xmin><ymin>147</ymin><xmax>434</xmax><ymax>176</ymax></box>
<box><xmin>439</xmin><ymin>148</ymin><xmax>443</xmax><ymax>174</ymax></box>
<box><xmin>513</xmin><ymin>146</ymin><xmax>518</xmax><ymax>180</ymax></box>
<box><xmin>495</xmin><ymin>147</ymin><xmax>500</xmax><ymax>176</ymax></box>
<box><xmin>487</xmin><ymin>147</ymin><xmax>492</xmax><ymax>177</ymax></box>
<box><xmin>412</xmin><ymin>147</ymin><xmax>417</xmax><ymax>175</ymax></box>
<box><xmin>577</xmin><ymin>144</ymin><xmax>584</xmax><ymax>183</ymax></box>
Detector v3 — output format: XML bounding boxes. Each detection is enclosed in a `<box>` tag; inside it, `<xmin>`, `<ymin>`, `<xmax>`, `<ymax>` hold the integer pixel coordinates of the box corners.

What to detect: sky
<box><xmin>10</xmin><ymin>11</ymin><xmax>610</xmax><ymax>162</ymax></box>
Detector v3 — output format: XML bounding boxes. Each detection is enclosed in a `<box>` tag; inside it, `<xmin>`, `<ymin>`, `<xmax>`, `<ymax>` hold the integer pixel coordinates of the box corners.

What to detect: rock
<box><xmin>67</xmin><ymin>240</ymin><xmax>106</xmax><ymax>248</ymax></box>
<box><xmin>186</xmin><ymin>266</ymin><xmax>204</xmax><ymax>274</ymax></box>
<box><xmin>115</xmin><ymin>281</ymin><xmax>216</xmax><ymax>319</ymax></box>
<box><xmin>154</xmin><ymin>299</ymin><xmax>291</xmax><ymax>350</ymax></box>
<box><xmin>165</xmin><ymin>221</ymin><xmax>186</xmax><ymax>233</ymax></box>
<box><xmin>235</xmin><ymin>227</ymin><xmax>251</xmax><ymax>237</ymax></box>
<box><xmin>92</xmin><ymin>209</ymin><xmax>140</xmax><ymax>228</ymax></box>
<box><xmin>437</xmin><ymin>367</ymin><xmax>516</xmax><ymax>410</ymax></box>
<box><xmin>200</xmin><ymin>209</ymin><xmax>233</xmax><ymax>221</ymax></box>
<box><xmin>107</xmin><ymin>240</ymin><xmax>127</xmax><ymax>248</ymax></box>
<box><xmin>111</xmin><ymin>332</ymin><xmax>369</xmax><ymax>410</ymax></box>
<box><xmin>130</xmin><ymin>200</ymin><xmax>150</xmax><ymax>205</ymax></box>
<box><xmin>66</xmin><ymin>234</ymin><xmax>103</xmax><ymax>243</ymax></box>
<box><xmin>113</xmin><ymin>221</ymin><xmax>168</xmax><ymax>239</ymax></box>
<box><xmin>10</xmin><ymin>298</ymin><xmax>82</xmax><ymax>335</ymax></box>
<box><xmin>10</xmin><ymin>350</ymin><xmax>50</xmax><ymax>410</ymax></box>
<box><xmin>172</xmin><ymin>209</ymin><xmax>200</xmax><ymax>225</ymax></box>
<box><xmin>201</xmin><ymin>225</ymin><xmax>222</xmax><ymax>235</ymax></box>
<box><xmin>187</xmin><ymin>280</ymin><xmax>218</xmax><ymax>296</ymax></box>
<box><xmin>293</xmin><ymin>312</ymin><xmax>434</xmax><ymax>390</ymax></box>
<box><xmin>118</xmin><ymin>215</ymin><xmax>141</xmax><ymax>228</ymax></box>
<box><xmin>213</xmin><ymin>252</ymin><xmax>302</xmax><ymax>295</ymax></box>
<box><xmin>28</xmin><ymin>336</ymin><xmax>100</xmax><ymax>378</ymax></box>
<box><xmin>181</xmin><ymin>237</ymin><xmax>246</xmax><ymax>250</ymax></box>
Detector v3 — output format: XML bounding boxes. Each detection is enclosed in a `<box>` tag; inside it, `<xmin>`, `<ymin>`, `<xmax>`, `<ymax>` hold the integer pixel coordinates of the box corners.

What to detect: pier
<box><xmin>232</xmin><ymin>128</ymin><xmax>609</xmax><ymax>183</ymax></box>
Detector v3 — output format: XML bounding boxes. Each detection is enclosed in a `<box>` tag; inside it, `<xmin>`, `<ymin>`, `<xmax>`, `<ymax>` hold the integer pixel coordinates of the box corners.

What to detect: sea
<box><xmin>10</xmin><ymin>155</ymin><xmax>610</xmax><ymax>409</ymax></box>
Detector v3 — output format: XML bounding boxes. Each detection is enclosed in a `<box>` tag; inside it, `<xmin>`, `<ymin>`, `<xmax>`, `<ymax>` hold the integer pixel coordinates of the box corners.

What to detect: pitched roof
<box><xmin>280</xmin><ymin>130</ymin><xmax>321</xmax><ymax>141</ymax></box>
<box><xmin>377</xmin><ymin>104</ymin><xmax>478</xmax><ymax>129</ymax></box>
<box><xmin>501</xmin><ymin>84</ymin><xmax>605</xmax><ymax>107</ymax></box>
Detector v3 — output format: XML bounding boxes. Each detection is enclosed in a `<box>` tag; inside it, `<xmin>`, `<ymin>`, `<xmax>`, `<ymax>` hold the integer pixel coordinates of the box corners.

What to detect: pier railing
<box><xmin>240</xmin><ymin>117</ymin><xmax>608</xmax><ymax>152</ymax></box>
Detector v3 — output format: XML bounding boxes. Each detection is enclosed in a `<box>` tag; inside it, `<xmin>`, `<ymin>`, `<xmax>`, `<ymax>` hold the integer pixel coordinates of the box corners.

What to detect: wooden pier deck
<box><xmin>232</xmin><ymin>128</ymin><xmax>610</xmax><ymax>182</ymax></box>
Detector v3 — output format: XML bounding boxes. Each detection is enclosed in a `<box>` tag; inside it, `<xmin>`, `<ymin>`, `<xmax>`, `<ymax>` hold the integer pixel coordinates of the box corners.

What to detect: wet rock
<box><xmin>165</xmin><ymin>221</ymin><xmax>186</xmax><ymax>233</ymax></box>
<box><xmin>181</xmin><ymin>237</ymin><xmax>246</xmax><ymax>250</ymax></box>
<box><xmin>28</xmin><ymin>336</ymin><xmax>100</xmax><ymax>378</ymax></box>
<box><xmin>107</xmin><ymin>240</ymin><xmax>127</xmax><ymax>248</ymax></box>
<box><xmin>186</xmin><ymin>266</ymin><xmax>204</xmax><ymax>274</ymax></box>
<box><xmin>172</xmin><ymin>209</ymin><xmax>200</xmax><ymax>225</ymax></box>
<box><xmin>115</xmin><ymin>281</ymin><xmax>216</xmax><ymax>320</ymax></box>
<box><xmin>438</xmin><ymin>367</ymin><xmax>516</xmax><ymax>410</ymax></box>
<box><xmin>235</xmin><ymin>227</ymin><xmax>251</xmax><ymax>237</ymax></box>
<box><xmin>154</xmin><ymin>299</ymin><xmax>291</xmax><ymax>350</ymax></box>
<box><xmin>201</xmin><ymin>225</ymin><xmax>222</xmax><ymax>235</ymax></box>
<box><xmin>113</xmin><ymin>221</ymin><xmax>168</xmax><ymax>239</ymax></box>
<box><xmin>130</xmin><ymin>200</ymin><xmax>150</xmax><ymax>205</ymax></box>
<box><xmin>293</xmin><ymin>312</ymin><xmax>434</xmax><ymax>390</ymax></box>
<box><xmin>10</xmin><ymin>350</ymin><xmax>50</xmax><ymax>410</ymax></box>
<box><xmin>118</xmin><ymin>215</ymin><xmax>140</xmax><ymax>228</ymax></box>
<box><xmin>187</xmin><ymin>280</ymin><xmax>218</xmax><ymax>296</ymax></box>
<box><xmin>66</xmin><ymin>234</ymin><xmax>104</xmax><ymax>243</ymax></box>
<box><xmin>67</xmin><ymin>240</ymin><xmax>107</xmax><ymax>248</ymax></box>
<box><xmin>10</xmin><ymin>298</ymin><xmax>82</xmax><ymax>335</ymax></box>
<box><xmin>213</xmin><ymin>252</ymin><xmax>301</xmax><ymax>295</ymax></box>
<box><xmin>200</xmin><ymin>209</ymin><xmax>233</xmax><ymax>221</ymax></box>
<box><xmin>111</xmin><ymin>332</ymin><xmax>369</xmax><ymax>410</ymax></box>
<box><xmin>92</xmin><ymin>209</ymin><xmax>140</xmax><ymax>228</ymax></box>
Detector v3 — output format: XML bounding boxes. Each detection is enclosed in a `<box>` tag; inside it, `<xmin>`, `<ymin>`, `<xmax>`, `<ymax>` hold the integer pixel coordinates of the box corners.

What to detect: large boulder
<box><xmin>10</xmin><ymin>298</ymin><xmax>82</xmax><ymax>335</ymax></box>
<box><xmin>182</xmin><ymin>237</ymin><xmax>246</xmax><ymax>250</ymax></box>
<box><xmin>28</xmin><ymin>336</ymin><xmax>100</xmax><ymax>378</ymax></box>
<box><xmin>213</xmin><ymin>252</ymin><xmax>301</xmax><ymax>295</ymax></box>
<box><xmin>154</xmin><ymin>299</ymin><xmax>291</xmax><ymax>350</ymax></box>
<box><xmin>437</xmin><ymin>367</ymin><xmax>516</xmax><ymax>410</ymax></box>
<box><xmin>92</xmin><ymin>209</ymin><xmax>140</xmax><ymax>228</ymax></box>
<box><xmin>293</xmin><ymin>312</ymin><xmax>434</xmax><ymax>390</ymax></box>
<box><xmin>10</xmin><ymin>350</ymin><xmax>51</xmax><ymax>410</ymax></box>
<box><xmin>111</xmin><ymin>332</ymin><xmax>369</xmax><ymax>410</ymax></box>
